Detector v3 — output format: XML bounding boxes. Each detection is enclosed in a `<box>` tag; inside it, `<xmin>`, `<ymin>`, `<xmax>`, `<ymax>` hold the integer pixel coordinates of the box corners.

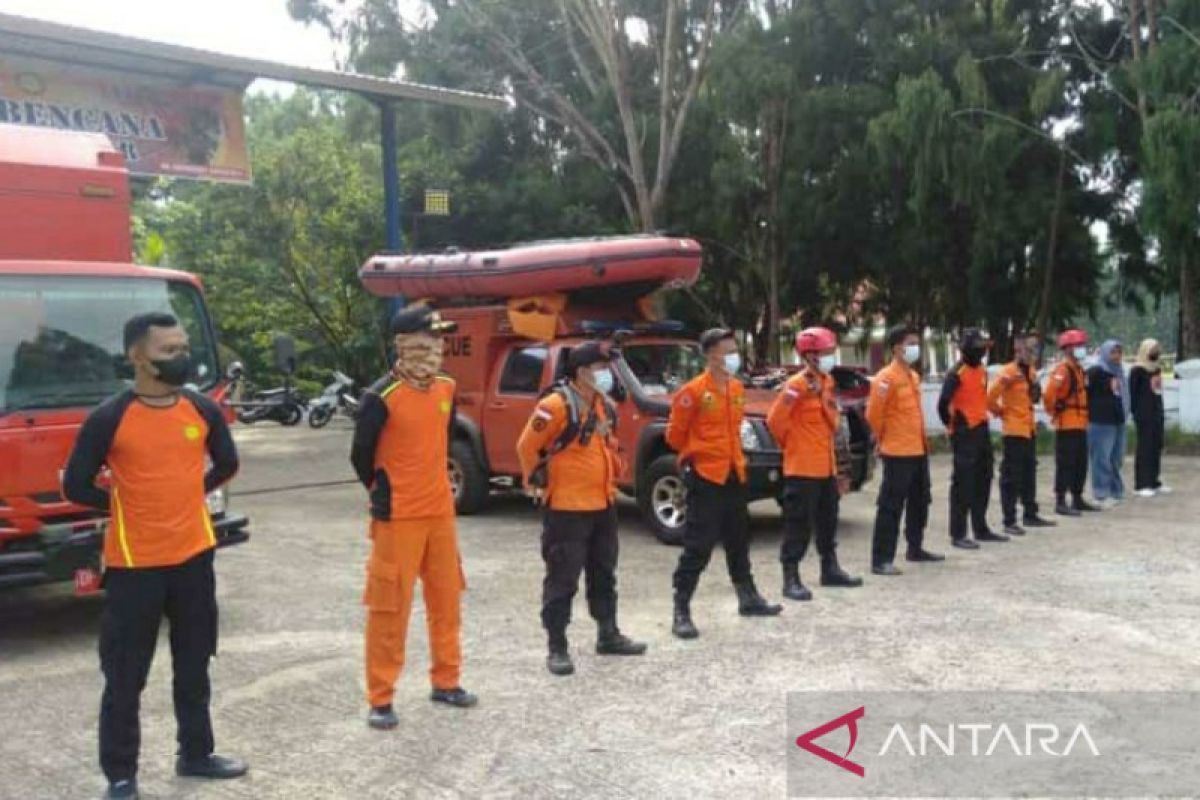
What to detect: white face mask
<box><xmin>903</xmin><ymin>344</ymin><xmax>920</xmax><ymax>365</ymax></box>
<box><xmin>592</xmin><ymin>368</ymin><xmax>614</xmax><ymax>395</ymax></box>
<box><xmin>722</xmin><ymin>352</ymin><xmax>742</xmax><ymax>375</ymax></box>
<box><xmin>1073</xmin><ymin>346</ymin><xmax>1088</xmax><ymax>360</ymax></box>
<box><xmin>817</xmin><ymin>354</ymin><xmax>837</xmax><ymax>374</ymax></box>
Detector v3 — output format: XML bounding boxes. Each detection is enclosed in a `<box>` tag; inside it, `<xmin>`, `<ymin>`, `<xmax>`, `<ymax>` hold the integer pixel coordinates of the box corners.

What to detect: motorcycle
<box><xmin>307</xmin><ymin>371</ymin><xmax>359</xmax><ymax>428</ymax></box>
<box><xmin>226</xmin><ymin>366</ymin><xmax>308</xmax><ymax>427</ymax></box>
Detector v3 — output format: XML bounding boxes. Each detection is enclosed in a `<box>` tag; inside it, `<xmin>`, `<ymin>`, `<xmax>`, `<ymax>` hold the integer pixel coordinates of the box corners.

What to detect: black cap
<box><xmin>699</xmin><ymin>327</ymin><xmax>734</xmax><ymax>352</ymax></box>
<box><xmin>567</xmin><ymin>341</ymin><xmax>613</xmax><ymax>372</ymax></box>
<box><xmin>389</xmin><ymin>302</ymin><xmax>457</xmax><ymax>336</ymax></box>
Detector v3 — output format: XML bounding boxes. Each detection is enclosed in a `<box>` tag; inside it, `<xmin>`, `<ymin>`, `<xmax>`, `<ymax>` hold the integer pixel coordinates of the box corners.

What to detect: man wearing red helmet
<box><xmin>1043</xmin><ymin>329</ymin><xmax>1100</xmax><ymax>515</ymax></box>
<box><xmin>766</xmin><ymin>328</ymin><xmax>863</xmax><ymax>601</ymax></box>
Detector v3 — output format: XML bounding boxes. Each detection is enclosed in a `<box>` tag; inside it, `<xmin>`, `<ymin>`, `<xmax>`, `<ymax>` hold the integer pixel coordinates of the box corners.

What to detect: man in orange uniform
<box><xmin>668</xmin><ymin>328</ymin><xmax>781</xmax><ymax>640</ymax></box>
<box><xmin>867</xmin><ymin>325</ymin><xmax>945</xmax><ymax>575</ymax></box>
<box><xmin>766</xmin><ymin>327</ymin><xmax>862</xmax><ymax>601</ymax></box>
<box><xmin>516</xmin><ymin>341</ymin><xmax>647</xmax><ymax>677</ymax></box>
<box><xmin>63</xmin><ymin>312</ymin><xmax>247</xmax><ymax>800</ymax></box>
<box><xmin>988</xmin><ymin>331</ymin><xmax>1057</xmax><ymax>535</ymax></box>
<box><xmin>1042</xmin><ymin>329</ymin><xmax>1099</xmax><ymax>516</ymax></box>
<box><xmin>936</xmin><ymin>328</ymin><xmax>1008</xmax><ymax>548</ymax></box>
<box><xmin>350</xmin><ymin>302</ymin><xmax>477</xmax><ymax>731</ymax></box>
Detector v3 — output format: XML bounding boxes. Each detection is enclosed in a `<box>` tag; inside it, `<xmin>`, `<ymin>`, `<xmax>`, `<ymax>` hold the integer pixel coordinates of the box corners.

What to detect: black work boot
<box><xmin>431</xmin><ymin>687</ymin><xmax>478</xmax><ymax>707</ymax></box>
<box><xmin>1055</xmin><ymin>496</ymin><xmax>1080</xmax><ymax>516</ymax></box>
<box><xmin>672</xmin><ymin>591</ymin><xmax>699</xmax><ymax>639</ymax></box>
<box><xmin>819</xmin><ymin>553</ymin><xmax>863</xmax><ymax>588</ymax></box>
<box><xmin>735</xmin><ymin>580</ymin><xmax>783</xmax><ymax>616</ymax></box>
<box><xmin>596</xmin><ymin>619</ymin><xmax>648</xmax><ymax>656</ymax></box>
<box><xmin>105</xmin><ymin>779</ymin><xmax>138</xmax><ymax>799</ymax></box>
<box><xmin>547</xmin><ymin>631</ymin><xmax>575</xmax><ymax>676</ymax></box>
<box><xmin>367</xmin><ymin>704</ymin><xmax>399</xmax><ymax>730</ymax></box>
<box><xmin>975</xmin><ymin>529</ymin><xmax>1010</xmax><ymax>543</ymax></box>
<box><xmin>1023</xmin><ymin>514</ymin><xmax>1056</xmax><ymax>528</ymax></box>
<box><xmin>782</xmin><ymin>563</ymin><xmax>812</xmax><ymax>601</ymax></box>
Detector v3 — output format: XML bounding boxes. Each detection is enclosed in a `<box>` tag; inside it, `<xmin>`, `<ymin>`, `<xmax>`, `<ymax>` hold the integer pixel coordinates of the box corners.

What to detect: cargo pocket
<box><xmin>363</xmin><ymin>561</ymin><xmax>400</xmax><ymax>612</ymax></box>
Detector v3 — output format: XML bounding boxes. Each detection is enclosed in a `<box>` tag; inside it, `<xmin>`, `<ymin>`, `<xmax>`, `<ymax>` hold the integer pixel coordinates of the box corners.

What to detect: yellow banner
<box><xmin>0</xmin><ymin>54</ymin><xmax>250</xmax><ymax>183</ymax></box>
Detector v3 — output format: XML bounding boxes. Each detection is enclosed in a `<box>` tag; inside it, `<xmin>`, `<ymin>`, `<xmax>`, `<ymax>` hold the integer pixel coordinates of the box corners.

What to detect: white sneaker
<box><xmin>1136</xmin><ymin>488</ymin><xmax>1156</xmax><ymax>498</ymax></box>
<box><xmin>1157</xmin><ymin>485</ymin><xmax>1173</xmax><ymax>495</ymax></box>
<box><xmin>1097</xmin><ymin>497</ymin><xmax>1119</xmax><ymax>510</ymax></box>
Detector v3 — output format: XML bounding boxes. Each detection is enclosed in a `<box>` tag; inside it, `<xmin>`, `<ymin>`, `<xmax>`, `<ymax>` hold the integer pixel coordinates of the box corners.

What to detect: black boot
<box><xmin>547</xmin><ymin>630</ymin><xmax>574</xmax><ymax>675</ymax></box>
<box><xmin>175</xmin><ymin>754</ymin><xmax>249</xmax><ymax>780</ymax></box>
<box><xmin>819</xmin><ymin>553</ymin><xmax>863</xmax><ymax>588</ymax></box>
<box><xmin>1073</xmin><ymin>495</ymin><xmax>1101</xmax><ymax>512</ymax></box>
<box><xmin>672</xmin><ymin>591</ymin><xmax>699</xmax><ymax>639</ymax></box>
<box><xmin>782</xmin><ymin>563</ymin><xmax>812</xmax><ymax>601</ymax></box>
<box><xmin>1055</xmin><ymin>496</ymin><xmax>1080</xmax><ymax>516</ymax></box>
<box><xmin>596</xmin><ymin>619</ymin><xmax>648</xmax><ymax>656</ymax></box>
<box><xmin>1023</xmin><ymin>514</ymin><xmax>1056</xmax><ymax>528</ymax></box>
<box><xmin>735</xmin><ymin>580</ymin><xmax>783</xmax><ymax>616</ymax></box>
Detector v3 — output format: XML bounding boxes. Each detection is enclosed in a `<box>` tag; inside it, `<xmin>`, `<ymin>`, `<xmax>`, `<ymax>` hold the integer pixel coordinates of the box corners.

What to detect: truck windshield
<box><xmin>621</xmin><ymin>343</ymin><xmax>707</xmax><ymax>396</ymax></box>
<box><xmin>0</xmin><ymin>276</ymin><xmax>219</xmax><ymax>414</ymax></box>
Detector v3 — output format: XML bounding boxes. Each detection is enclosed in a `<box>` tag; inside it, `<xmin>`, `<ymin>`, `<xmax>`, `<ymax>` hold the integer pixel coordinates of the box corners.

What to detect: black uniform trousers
<box><xmin>1134</xmin><ymin>414</ymin><xmax>1164</xmax><ymax>491</ymax></box>
<box><xmin>540</xmin><ymin>506</ymin><xmax>619</xmax><ymax>641</ymax></box>
<box><xmin>99</xmin><ymin>549</ymin><xmax>217</xmax><ymax>783</ymax></box>
<box><xmin>999</xmin><ymin>435</ymin><xmax>1039</xmax><ymax>525</ymax></box>
<box><xmin>871</xmin><ymin>455</ymin><xmax>931</xmax><ymax>567</ymax></box>
<box><xmin>1053</xmin><ymin>429</ymin><xmax>1088</xmax><ymax>501</ymax></box>
<box><xmin>948</xmin><ymin>423</ymin><xmax>994</xmax><ymax>540</ymax></box>
<box><xmin>672</xmin><ymin>471</ymin><xmax>753</xmax><ymax>596</ymax></box>
<box><xmin>779</xmin><ymin>476</ymin><xmax>839</xmax><ymax>566</ymax></box>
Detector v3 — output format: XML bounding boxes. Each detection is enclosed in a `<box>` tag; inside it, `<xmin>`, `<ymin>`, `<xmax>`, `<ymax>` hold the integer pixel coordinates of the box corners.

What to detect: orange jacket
<box><xmin>665</xmin><ymin>370</ymin><xmax>746</xmax><ymax>485</ymax></box>
<box><xmin>766</xmin><ymin>369</ymin><xmax>838</xmax><ymax>479</ymax></box>
<box><xmin>865</xmin><ymin>360</ymin><xmax>927</xmax><ymax>457</ymax></box>
<box><xmin>1043</xmin><ymin>360</ymin><xmax>1088</xmax><ymax>431</ymax></box>
<box><xmin>988</xmin><ymin>361</ymin><xmax>1037</xmax><ymax>438</ymax></box>
<box><xmin>516</xmin><ymin>388</ymin><xmax>620</xmax><ymax>511</ymax></box>
<box><xmin>938</xmin><ymin>363</ymin><xmax>989</xmax><ymax>432</ymax></box>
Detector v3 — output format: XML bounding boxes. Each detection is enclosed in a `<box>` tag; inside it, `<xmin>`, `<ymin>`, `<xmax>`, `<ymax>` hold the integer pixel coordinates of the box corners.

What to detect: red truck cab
<box><xmin>0</xmin><ymin>125</ymin><xmax>248</xmax><ymax>591</ymax></box>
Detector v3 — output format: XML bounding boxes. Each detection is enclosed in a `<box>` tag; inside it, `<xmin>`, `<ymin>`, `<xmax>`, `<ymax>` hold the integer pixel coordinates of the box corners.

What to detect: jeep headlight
<box><xmin>740</xmin><ymin>419</ymin><xmax>761</xmax><ymax>452</ymax></box>
<box><xmin>206</xmin><ymin>486</ymin><xmax>228</xmax><ymax>516</ymax></box>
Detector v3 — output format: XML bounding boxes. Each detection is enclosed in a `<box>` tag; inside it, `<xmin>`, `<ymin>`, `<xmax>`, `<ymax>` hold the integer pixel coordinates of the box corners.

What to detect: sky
<box><xmin>0</xmin><ymin>0</ymin><xmax>419</xmax><ymax>91</ymax></box>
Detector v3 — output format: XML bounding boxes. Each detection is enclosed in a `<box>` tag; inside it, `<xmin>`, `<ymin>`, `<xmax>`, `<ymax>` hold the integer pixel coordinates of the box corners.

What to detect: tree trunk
<box><xmin>1182</xmin><ymin>256</ymin><xmax>1199</xmax><ymax>359</ymax></box>
<box><xmin>1036</xmin><ymin>147</ymin><xmax>1068</xmax><ymax>339</ymax></box>
<box><xmin>763</xmin><ymin>97</ymin><xmax>787</xmax><ymax>363</ymax></box>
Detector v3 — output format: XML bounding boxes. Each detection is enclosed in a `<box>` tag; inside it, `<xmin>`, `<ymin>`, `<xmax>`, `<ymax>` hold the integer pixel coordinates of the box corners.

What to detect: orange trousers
<box><xmin>363</xmin><ymin>515</ymin><xmax>465</xmax><ymax>707</ymax></box>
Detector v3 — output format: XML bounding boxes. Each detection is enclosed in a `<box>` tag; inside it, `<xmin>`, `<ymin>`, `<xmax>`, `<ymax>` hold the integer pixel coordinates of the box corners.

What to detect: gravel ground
<box><xmin>2</xmin><ymin>422</ymin><xmax>1198</xmax><ymax>799</ymax></box>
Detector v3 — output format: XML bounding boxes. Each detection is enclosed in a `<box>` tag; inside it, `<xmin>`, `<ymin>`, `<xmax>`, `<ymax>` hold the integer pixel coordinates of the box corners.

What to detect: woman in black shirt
<box><xmin>1129</xmin><ymin>339</ymin><xmax>1170</xmax><ymax>496</ymax></box>
<box><xmin>1086</xmin><ymin>340</ymin><xmax>1128</xmax><ymax>507</ymax></box>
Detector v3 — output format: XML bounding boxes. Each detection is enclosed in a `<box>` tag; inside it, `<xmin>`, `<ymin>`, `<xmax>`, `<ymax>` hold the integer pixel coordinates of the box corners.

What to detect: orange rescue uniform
<box><xmin>665</xmin><ymin>370</ymin><xmax>746</xmax><ymax>484</ymax></box>
<box><xmin>945</xmin><ymin>364</ymin><xmax>989</xmax><ymax>431</ymax></box>
<box><xmin>1043</xmin><ymin>360</ymin><xmax>1088</xmax><ymax>431</ymax></box>
<box><xmin>988</xmin><ymin>362</ymin><xmax>1037</xmax><ymax>438</ymax></box>
<box><xmin>766</xmin><ymin>369</ymin><xmax>838</xmax><ymax>479</ymax></box>
<box><xmin>865</xmin><ymin>360</ymin><xmax>928</xmax><ymax>457</ymax></box>
<box><xmin>350</xmin><ymin>374</ymin><xmax>464</xmax><ymax>706</ymax></box>
<box><xmin>515</xmin><ymin>390</ymin><xmax>621</xmax><ymax>511</ymax></box>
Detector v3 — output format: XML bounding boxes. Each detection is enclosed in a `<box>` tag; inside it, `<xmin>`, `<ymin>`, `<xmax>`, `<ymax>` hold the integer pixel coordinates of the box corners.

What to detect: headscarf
<box><xmin>1097</xmin><ymin>339</ymin><xmax>1129</xmax><ymax>416</ymax></box>
<box><xmin>1135</xmin><ymin>338</ymin><xmax>1161</xmax><ymax>372</ymax></box>
<box><xmin>392</xmin><ymin>333</ymin><xmax>443</xmax><ymax>390</ymax></box>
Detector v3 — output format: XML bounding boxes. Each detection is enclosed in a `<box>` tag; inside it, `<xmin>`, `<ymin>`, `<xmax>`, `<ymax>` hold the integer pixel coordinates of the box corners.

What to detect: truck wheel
<box><xmin>449</xmin><ymin>439</ymin><xmax>488</xmax><ymax>515</ymax></box>
<box><xmin>638</xmin><ymin>454</ymin><xmax>687</xmax><ymax>546</ymax></box>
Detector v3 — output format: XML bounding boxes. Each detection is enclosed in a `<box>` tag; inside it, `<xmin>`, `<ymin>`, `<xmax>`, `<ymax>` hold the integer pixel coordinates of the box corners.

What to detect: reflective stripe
<box><xmin>111</xmin><ymin>488</ymin><xmax>134</xmax><ymax>567</ymax></box>
<box><xmin>379</xmin><ymin>381</ymin><xmax>401</xmax><ymax>399</ymax></box>
<box><xmin>202</xmin><ymin>509</ymin><xmax>217</xmax><ymax>548</ymax></box>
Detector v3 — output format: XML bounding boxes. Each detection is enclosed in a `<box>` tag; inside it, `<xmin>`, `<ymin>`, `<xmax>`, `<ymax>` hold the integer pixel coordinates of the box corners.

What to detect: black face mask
<box><xmin>150</xmin><ymin>355</ymin><xmax>192</xmax><ymax>387</ymax></box>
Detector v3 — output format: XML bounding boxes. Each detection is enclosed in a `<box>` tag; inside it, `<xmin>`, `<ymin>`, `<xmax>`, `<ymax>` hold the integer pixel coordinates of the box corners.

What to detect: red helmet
<box><xmin>1057</xmin><ymin>329</ymin><xmax>1088</xmax><ymax>349</ymax></box>
<box><xmin>795</xmin><ymin>327</ymin><xmax>838</xmax><ymax>355</ymax></box>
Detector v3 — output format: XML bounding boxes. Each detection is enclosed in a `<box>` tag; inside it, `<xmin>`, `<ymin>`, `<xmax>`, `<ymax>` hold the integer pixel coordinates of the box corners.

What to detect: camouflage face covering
<box><xmin>392</xmin><ymin>334</ymin><xmax>443</xmax><ymax>389</ymax></box>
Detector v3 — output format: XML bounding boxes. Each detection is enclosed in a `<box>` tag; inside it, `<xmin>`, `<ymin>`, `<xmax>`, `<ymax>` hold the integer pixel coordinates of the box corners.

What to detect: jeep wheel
<box><xmin>638</xmin><ymin>454</ymin><xmax>687</xmax><ymax>546</ymax></box>
<box><xmin>449</xmin><ymin>439</ymin><xmax>488</xmax><ymax>515</ymax></box>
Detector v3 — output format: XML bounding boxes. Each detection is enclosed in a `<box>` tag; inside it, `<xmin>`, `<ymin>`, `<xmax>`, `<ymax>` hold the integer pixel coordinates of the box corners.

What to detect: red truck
<box><xmin>0</xmin><ymin>124</ymin><xmax>248</xmax><ymax>591</ymax></box>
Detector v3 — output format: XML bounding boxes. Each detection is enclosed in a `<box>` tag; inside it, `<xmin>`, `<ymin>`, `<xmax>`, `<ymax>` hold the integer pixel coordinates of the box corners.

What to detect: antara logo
<box><xmin>795</xmin><ymin>706</ymin><xmax>866</xmax><ymax>777</ymax></box>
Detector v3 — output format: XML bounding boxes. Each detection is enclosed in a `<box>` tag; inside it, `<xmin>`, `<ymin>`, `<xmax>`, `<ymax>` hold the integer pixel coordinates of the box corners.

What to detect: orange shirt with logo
<box><xmin>371</xmin><ymin>376</ymin><xmax>456</xmax><ymax>519</ymax></box>
<box><xmin>1042</xmin><ymin>361</ymin><xmax>1088</xmax><ymax>431</ymax></box>
<box><xmin>766</xmin><ymin>369</ymin><xmax>838</xmax><ymax>479</ymax></box>
<box><xmin>988</xmin><ymin>362</ymin><xmax>1037</xmax><ymax>438</ymax></box>
<box><xmin>516</xmin><ymin>389</ymin><xmax>620</xmax><ymax>511</ymax></box>
<box><xmin>103</xmin><ymin>401</ymin><xmax>216</xmax><ymax>568</ymax></box>
<box><xmin>947</xmin><ymin>364</ymin><xmax>990</xmax><ymax>430</ymax></box>
<box><xmin>865</xmin><ymin>360</ymin><xmax>928</xmax><ymax>457</ymax></box>
<box><xmin>665</xmin><ymin>371</ymin><xmax>747</xmax><ymax>485</ymax></box>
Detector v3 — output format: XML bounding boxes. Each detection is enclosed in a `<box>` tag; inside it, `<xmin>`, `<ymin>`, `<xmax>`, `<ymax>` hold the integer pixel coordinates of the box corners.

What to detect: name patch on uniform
<box><xmin>183</xmin><ymin>424</ymin><xmax>201</xmax><ymax>441</ymax></box>
<box><xmin>701</xmin><ymin>391</ymin><xmax>716</xmax><ymax>408</ymax></box>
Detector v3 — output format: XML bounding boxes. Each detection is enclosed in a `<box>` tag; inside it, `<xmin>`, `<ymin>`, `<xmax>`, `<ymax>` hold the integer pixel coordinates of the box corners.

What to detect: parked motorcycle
<box><xmin>307</xmin><ymin>371</ymin><xmax>359</xmax><ymax>428</ymax></box>
<box><xmin>226</xmin><ymin>366</ymin><xmax>308</xmax><ymax>427</ymax></box>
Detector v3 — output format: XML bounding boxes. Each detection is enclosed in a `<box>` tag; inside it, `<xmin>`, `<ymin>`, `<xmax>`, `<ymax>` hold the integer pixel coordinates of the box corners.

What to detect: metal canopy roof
<box><xmin>0</xmin><ymin>11</ymin><xmax>507</xmax><ymax>111</ymax></box>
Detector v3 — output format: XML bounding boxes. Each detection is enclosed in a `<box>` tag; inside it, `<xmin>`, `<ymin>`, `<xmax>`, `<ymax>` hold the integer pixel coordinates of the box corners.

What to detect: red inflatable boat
<box><xmin>359</xmin><ymin>235</ymin><xmax>702</xmax><ymax>300</ymax></box>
